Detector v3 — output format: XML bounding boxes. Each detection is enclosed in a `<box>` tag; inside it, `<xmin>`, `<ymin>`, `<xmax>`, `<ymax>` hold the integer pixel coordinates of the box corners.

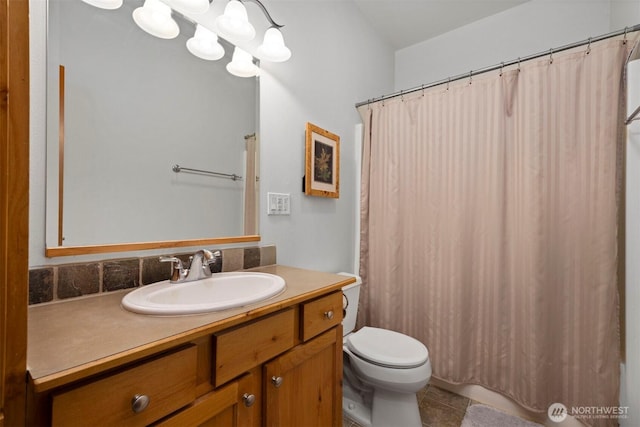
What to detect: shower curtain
<box><xmin>358</xmin><ymin>36</ymin><xmax>634</xmax><ymax>426</ymax></box>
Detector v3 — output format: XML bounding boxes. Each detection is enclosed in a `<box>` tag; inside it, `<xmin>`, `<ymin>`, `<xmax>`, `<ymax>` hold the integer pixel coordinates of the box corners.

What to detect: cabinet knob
<box><xmin>242</xmin><ymin>393</ymin><xmax>256</xmax><ymax>407</ymax></box>
<box><xmin>324</xmin><ymin>310</ymin><xmax>334</xmax><ymax>320</ymax></box>
<box><xmin>131</xmin><ymin>394</ymin><xmax>150</xmax><ymax>413</ymax></box>
<box><xmin>271</xmin><ymin>376</ymin><xmax>283</xmax><ymax>388</ymax></box>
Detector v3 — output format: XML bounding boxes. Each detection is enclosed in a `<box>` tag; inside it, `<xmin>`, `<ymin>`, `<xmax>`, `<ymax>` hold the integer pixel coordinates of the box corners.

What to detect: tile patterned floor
<box><xmin>343</xmin><ymin>384</ymin><xmax>475</xmax><ymax>427</ymax></box>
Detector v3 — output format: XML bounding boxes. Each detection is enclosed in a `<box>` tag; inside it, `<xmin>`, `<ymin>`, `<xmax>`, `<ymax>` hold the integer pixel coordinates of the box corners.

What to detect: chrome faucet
<box><xmin>159</xmin><ymin>249</ymin><xmax>222</xmax><ymax>283</ymax></box>
<box><xmin>187</xmin><ymin>249</ymin><xmax>217</xmax><ymax>281</ymax></box>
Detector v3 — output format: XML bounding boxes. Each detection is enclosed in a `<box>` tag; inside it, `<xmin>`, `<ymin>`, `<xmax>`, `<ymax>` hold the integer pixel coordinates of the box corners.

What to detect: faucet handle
<box><xmin>159</xmin><ymin>256</ymin><xmax>187</xmax><ymax>282</ymax></box>
<box><xmin>195</xmin><ymin>249</ymin><xmax>221</xmax><ymax>268</ymax></box>
<box><xmin>194</xmin><ymin>249</ymin><xmax>217</xmax><ymax>264</ymax></box>
<box><xmin>207</xmin><ymin>250</ymin><xmax>222</xmax><ymax>264</ymax></box>
<box><xmin>206</xmin><ymin>250</ymin><xmax>222</xmax><ymax>273</ymax></box>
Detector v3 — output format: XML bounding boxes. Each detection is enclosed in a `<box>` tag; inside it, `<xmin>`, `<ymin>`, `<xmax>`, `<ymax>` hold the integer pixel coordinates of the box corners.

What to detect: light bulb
<box><xmin>215</xmin><ymin>0</ymin><xmax>256</xmax><ymax>42</ymax></box>
<box><xmin>257</xmin><ymin>27</ymin><xmax>291</xmax><ymax>62</ymax></box>
<box><xmin>132</xmin><ymin>0</ymin><xmax>180</xmax><ymax>40</ymax></box>
<box><xmin>226</xmin><ymin>47</ymin><xmax>259</xmax><ymax>77</ymax></box>
<box><xmin>187</xmin><ymin>25</ymin><xmax>225</xmax><ymax>61</ymax></box>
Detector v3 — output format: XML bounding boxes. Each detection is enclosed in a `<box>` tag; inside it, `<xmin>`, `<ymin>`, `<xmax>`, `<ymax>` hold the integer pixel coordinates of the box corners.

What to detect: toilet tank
<box><xmin>337</xmin><ymin>272</ymin><xmax>362</xmax><ymax>336</ymax></box>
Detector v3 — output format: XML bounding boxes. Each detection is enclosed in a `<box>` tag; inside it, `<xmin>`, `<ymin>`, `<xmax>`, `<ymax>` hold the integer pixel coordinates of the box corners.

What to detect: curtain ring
<box><xmin>499</xmin><ymin>62</ymin><xmax>504</xmax><ymax>77</ymax></box>
<box><xmin>421</xmin><ymin>84</ymin><xmax>425</xmax><ymax>97</ymax></box>
<box><xmin>446</xmin><ymin>77</ymin><xmax>450</xmax><ymax>91</ymax></box>
<box><xmin>517</xmin><ymin>57</ymin><xmax>521</xmax><ymax>73</ymax></box>
<box><xmin>400</xmin><ymin>89</ymin><xmax>404</xmax><ymax>102</ymax></box>
<box><xmin>624</xmin><ymin>27</ymin><xmax>629</xmax><ymax>45</ymax></box>
<box><xmin>469</xmin><ymin>70</ymin><xmax>473</xmax><ymax>85</ymax></box>
<box><xmin>586</xmin><ymin>37</ymin><xmax>592</xmax><ymax>55</ymax></box>
<box><xmin>549</xmin><ymin>48</ymin><xmax>554</xmax><ymax>64</ymax></box>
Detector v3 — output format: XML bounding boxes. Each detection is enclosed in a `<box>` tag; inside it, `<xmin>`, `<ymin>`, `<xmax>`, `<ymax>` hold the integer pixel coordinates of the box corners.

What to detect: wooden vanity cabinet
<box><xmin>264</xmin><ymin>291</ymin><xmax>344</xmax><ymax>427</ymax></box>
<box><xmin>30</xmin><ymin>290</ymin><xmax>344</xmax><ymax>427</ymax></box>
<box><xmin>264</xmin><ymin>327</ymin><xmax>343</xmax><ymax>427</ymax></box>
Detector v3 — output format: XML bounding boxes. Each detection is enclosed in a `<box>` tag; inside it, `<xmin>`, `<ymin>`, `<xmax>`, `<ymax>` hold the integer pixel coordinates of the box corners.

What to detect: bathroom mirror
<box><xmin>45</xmin><ymin>0</ymin><xmax>259</xmax><ymax>257</ymax></box>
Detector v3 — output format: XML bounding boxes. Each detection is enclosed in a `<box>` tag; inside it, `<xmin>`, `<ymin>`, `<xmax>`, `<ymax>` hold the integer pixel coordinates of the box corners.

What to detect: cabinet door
<box><xmin>235</xmin><ymin>367</ymin><xmax>262</xmax><ymax>427</ymax></box>
<box><xmin>264</xmin><ymin>327</ymin><xmax>342</xmax><ymax>427</ymax></box>
<box><xmin>155</xmin><ymin>367</ymin><xmax>261</xmax><ymax>427</ymax></box>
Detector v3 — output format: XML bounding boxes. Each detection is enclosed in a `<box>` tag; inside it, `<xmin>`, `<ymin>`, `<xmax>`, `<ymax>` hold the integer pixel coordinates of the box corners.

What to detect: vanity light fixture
<box><xmin>226</xmin><ymin>47</ymin><xmax>260</xmax><ymax>77</ymax></box>
<box><xmin>239</xmin><ymin>0</ymin><xmax>292</xmax><ymax>64</ymax></box>
<box><xmin>83</xmin><ymin>0</ymin><xmax>291</xmax><ymax>77</ymax></box>
<box><xmin>132</xmin><ymin>0</ymin><xmax>180</xmax><ymax>40</ymax></box>
<box><xmin>215</xmin><ymin>0</ymin><xmax>256</xmax><ymax>42</ymax></box>
<box><xmin>81</xmin><ymin>0</ymin><xmax>123</xmax><ymax>10</ymax></box>
<box><xmin>187</xmin><ymin>24</ymin><xmax>225</xmax><ymax>60</ymax></box>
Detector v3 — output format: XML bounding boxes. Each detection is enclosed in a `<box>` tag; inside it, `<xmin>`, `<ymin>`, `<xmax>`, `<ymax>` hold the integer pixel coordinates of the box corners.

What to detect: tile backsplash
<box><xmin>28</xmin><ymin>245</ymin><xmax>276</xmax><ymax>305</ymax></box>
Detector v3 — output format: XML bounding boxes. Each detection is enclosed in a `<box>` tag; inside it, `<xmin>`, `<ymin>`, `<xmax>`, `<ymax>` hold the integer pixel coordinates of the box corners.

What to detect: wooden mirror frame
<box><xmin>45</xmin><ymin>235</ymin><xmax>260</xmax><ymax>257</ymax></box>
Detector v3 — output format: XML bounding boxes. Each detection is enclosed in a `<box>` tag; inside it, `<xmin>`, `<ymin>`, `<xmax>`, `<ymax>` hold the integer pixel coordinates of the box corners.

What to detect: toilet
<box><xmin>339</xmin><ymin>273</ymin><xmax>431</xmax><ymax>427</ymax></box>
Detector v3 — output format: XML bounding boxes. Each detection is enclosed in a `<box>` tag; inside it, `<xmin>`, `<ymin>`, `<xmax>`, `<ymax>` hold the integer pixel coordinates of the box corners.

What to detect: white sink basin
<box><xmin>122</xmin><ymin>272</ymin><xmax>285</xmax><ymax>315</ymax></box>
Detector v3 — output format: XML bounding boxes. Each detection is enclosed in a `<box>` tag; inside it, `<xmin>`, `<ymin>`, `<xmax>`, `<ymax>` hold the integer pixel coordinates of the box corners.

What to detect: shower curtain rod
<box><xmin>355</xmin><ymin>24</ymin><xmax>640</xmax><ymax>109</ymax></box>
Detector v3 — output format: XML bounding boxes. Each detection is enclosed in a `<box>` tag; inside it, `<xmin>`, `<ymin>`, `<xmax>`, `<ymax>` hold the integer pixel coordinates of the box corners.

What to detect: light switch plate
<box><xmin>267</xmin><ymin>192</ymin><xmax>291</xmax><ymax>215</ymax></box>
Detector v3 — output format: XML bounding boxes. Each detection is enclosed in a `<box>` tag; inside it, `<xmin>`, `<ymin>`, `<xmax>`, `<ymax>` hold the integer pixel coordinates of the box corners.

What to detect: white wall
<box><xmin>394</xmin><ymin>0</ymin><xmax>611</xmax><ymax>91</ymax></box>
<box><xmin>29</xmin><ymin>0</ymin><xmax>394</xmax><ymax>269</ymax></box>
<box><xmin>610</xmin><ymin>0</ymin><xmax>640</xmax><ymax>29</ymax></box>
<box><xmin>30</xmin><ymin>0</ymin><xmax>48</xmax><ymax>266</ymax></box>
<box><xmin>257</xmin><ymin>1</ymin><xmax>393</xmax><ymax>272</ymax></box>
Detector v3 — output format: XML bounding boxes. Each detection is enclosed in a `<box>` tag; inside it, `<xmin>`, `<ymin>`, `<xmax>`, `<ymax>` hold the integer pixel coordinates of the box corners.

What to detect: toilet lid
<box><xmin>346</xmin><ymin>326</ymin><xmax>429</xmax><ymax>368</ymax></box>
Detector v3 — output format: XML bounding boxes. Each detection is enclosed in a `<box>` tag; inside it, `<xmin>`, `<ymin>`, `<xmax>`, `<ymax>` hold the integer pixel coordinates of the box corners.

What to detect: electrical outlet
<box><xmin>267</xmin><ymin>192</ymin><xmax>291</xmax><ymax>215</ymax></box>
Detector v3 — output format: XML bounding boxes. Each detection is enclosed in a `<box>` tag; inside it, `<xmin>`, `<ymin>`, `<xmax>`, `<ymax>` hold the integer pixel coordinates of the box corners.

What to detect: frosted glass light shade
<box><xmin>256</xmin><ymin>27</ymin><xmax>291</xmax><ymax>62</ymax></box>
<box><xmin>215</xmin><ymin>0</ymin><xmax>256</xmax><ymax>41</ymax></box>
<box><xmin>187</xmin><ymin>25</ymin><xmax>225</xmax><ymax>61</ymax></box>
<box><xmin>171</xmin><ymin>0</ymin><xmax>209</xmax><ymax>14</ymax></box>
<box><xmin>132</xmin><ymin>0</ymin><xmax>180</xmax><ymax>39</ymax></box>
<box><xmin>81</xmin><ymin>0</ymin><xmax>123</xmax><ymax>9</ymax></box>
<box><xmin>226</xmin><ymin>47</ymin><xmax>259</xmax><ymax>77</ymax></box>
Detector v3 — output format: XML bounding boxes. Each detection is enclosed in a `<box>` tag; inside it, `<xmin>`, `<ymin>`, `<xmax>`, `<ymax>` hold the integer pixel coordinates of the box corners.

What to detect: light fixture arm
<box><xmin>240</xmin><ymin>0</ymin><xmax>283</xmax><ymax>29</ymax></box>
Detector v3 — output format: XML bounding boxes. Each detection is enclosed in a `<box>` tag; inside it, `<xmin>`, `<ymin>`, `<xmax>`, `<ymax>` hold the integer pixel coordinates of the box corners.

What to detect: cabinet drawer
<box><xmin>154</xmin><ymin>381</ymin><xmax>238</xmax><ymax>427</ymax></box>
<box><xmin>156</xmin><ymin>369</ymin><xmax>261</xmax><ymax>427</ymax></box>
<box><xmin>301</xmin><ymin>291</ymin><xmax>343</xmax><ymax>341</ymax></box>
<box><xmin>214</xmin><ymin>308</ymin><xmax>295</xmax><ymax>387</ymax></box>
<box><xmin>52</xmin><ymin>346</ymin><xmax>197</xmax><ymax>427</ymax></box>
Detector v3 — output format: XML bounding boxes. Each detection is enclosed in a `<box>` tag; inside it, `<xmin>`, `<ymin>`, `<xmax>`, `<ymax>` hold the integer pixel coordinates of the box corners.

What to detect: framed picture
<box><xmin>305</xmin><ymin>122</ymin><xmax>340</xmax><ymax>198</ymax></box>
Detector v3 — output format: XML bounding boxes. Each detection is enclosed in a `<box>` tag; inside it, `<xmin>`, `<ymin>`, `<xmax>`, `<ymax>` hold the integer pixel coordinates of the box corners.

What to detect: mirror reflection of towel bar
<box><xmin>172</xmin><ymin>164</ymin><xmax>242</xmax><ymax>181</ymax></box>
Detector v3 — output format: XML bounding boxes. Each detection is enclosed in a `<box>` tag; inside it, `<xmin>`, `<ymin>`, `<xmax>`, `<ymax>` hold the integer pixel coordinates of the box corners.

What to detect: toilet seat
<box><xmin>346</xmin><ymin>327</ymin><xmax>429</xmax><ymax>369</ymax></box>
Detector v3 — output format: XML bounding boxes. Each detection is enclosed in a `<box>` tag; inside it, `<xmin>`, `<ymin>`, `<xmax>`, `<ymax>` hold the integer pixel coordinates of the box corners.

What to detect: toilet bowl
<box><xmin>339</xmin><ymin>273</ymin><xmax>431</xmax><ymax>427</ymax></box>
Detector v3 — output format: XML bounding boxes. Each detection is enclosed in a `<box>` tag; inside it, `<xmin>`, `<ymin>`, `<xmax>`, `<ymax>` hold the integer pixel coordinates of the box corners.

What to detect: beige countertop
<box><xmin>28</xmin><ymin>265</ymin><xmax>354</xmax><ymax>393</ymax></box>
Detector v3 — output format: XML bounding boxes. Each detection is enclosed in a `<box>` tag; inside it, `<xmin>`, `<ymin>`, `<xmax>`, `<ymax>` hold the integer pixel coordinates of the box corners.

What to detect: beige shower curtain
<box><xmin>358</xmin><ymin>36</ymin><xmax>633</xmax><ymax>426</ymax></box>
